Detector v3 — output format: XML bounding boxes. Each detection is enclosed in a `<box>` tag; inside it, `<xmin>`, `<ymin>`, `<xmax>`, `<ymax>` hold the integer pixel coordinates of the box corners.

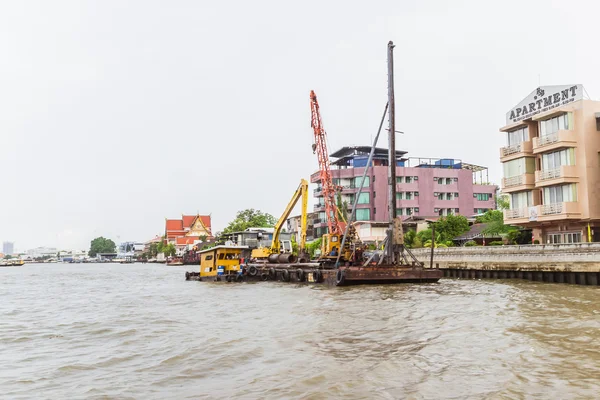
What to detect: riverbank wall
<box><xmin>411</xmin><ymin>243</ymin><xmax>600</xmax><ymax>286</ymax></box>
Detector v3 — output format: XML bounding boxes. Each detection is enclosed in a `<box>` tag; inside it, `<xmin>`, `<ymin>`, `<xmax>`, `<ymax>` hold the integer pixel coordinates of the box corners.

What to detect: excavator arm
<box><xmin>270</xmin><ymin>179</ymin><xmax>309</xmax><ymax>253</ymax></box>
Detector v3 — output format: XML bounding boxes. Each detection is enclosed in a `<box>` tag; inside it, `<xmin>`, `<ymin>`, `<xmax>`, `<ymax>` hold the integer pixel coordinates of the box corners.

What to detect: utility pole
<box><xmin>387</xmin><ymin>40</ymin><xmax>397</xmax><ymax>264</ymax></box>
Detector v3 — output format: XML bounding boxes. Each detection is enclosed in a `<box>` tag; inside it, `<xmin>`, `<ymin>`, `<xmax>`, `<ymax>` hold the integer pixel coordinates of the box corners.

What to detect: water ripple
<box><xmin>0</xmin><ymin>263</ymin><xmax>598</xmax><ymax>399</ymax></box>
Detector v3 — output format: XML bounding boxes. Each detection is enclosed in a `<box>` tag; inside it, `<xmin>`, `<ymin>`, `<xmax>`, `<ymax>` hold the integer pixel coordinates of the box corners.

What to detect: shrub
<box><xmin>464</xmin><ymin>240</ymin><xmax>478</xmax><ymax>247</ymax></box>
<box><xmin>488</xmin><ymin>241</ymin><xmax>504</xmax><ymax>246</ymax></box>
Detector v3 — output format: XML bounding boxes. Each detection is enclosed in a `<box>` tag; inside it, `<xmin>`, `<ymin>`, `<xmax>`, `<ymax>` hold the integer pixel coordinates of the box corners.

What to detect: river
<box><xmin>1</xmin><ymin>263</ymin><xmax>599</xmax><ymax>399</ymax></box>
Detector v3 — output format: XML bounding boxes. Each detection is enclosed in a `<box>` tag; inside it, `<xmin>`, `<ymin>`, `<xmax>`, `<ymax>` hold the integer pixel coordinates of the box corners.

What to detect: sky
<box><xmin>1</xmin><ymin>0</ymin><xmax>599</xmax><ymax>251</ymax></box>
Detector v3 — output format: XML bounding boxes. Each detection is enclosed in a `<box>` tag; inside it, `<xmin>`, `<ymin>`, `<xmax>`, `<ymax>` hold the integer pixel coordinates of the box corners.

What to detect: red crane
<box><xmin>310</xmin><ymin>90</ymin><xmax>342</xmax><ymax>236</ymax></box>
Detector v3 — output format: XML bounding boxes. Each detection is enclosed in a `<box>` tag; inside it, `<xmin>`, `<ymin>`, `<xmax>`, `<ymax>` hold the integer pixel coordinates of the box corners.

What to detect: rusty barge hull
<box><xmin>326</xmin><ymin>266</ymin><xmax>443</xmax><ymax>286</ymax></box>
<box><xmin>186</xmin><ymin>262</ymin><xmax>442</xmax><ymax>286</ymax></box>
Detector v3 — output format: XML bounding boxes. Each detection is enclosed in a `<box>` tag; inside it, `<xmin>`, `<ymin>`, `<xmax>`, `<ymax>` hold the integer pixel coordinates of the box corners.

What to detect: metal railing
<box><xmin>539</xmin><ymin>168</ymin><xmax>561</xmax><ymax>180</ymax></box>
<box><xmin>503</xmin><ymin>175</ymin><xmax>523</xmax><ymax>187</ymax></box>
<box><xmin>538</xmin><ymin>132</ymin><xmax>559</xmax><ymax>147</ymax></box>
<box><xmin>541</xmin><ymin>203</ymin><xmax>563</xmax><ymax>215</ymax></box>
<box><xmin>502</xmin><ymin>143</ymin><xmax>522</xmax><ymax>156</ymax></box>
<box><xmin>505</xmin><ymin>208</ymin><xmax>526</xmax><ymax>219</ymax></box>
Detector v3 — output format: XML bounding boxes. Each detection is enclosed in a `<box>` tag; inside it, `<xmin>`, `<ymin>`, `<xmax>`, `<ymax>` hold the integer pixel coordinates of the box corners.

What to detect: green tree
<box><xmin>496</xmin><ymin>194</ymin><xmax>510</xmax><ymax>210</ymax></box>
<box><xmin>336</xmin><ymin>192</ymin><xmax>349</xmax><ymax>223</ymax></box>
<box><xmin>199</xmin><ymin>234</ymin><xmax>208</xmax><ymax>242</ymax></box>
<box><xmin>222</xmin><ymin>209</ymin><xmax>277</xmax><ymax>233</ymax></box>
<box><xmin>430</xmin><ymin>215</ymin><xmax>470</xmax><ymax>244</ymax></box>
<box><xmin>88</xmin><ymin>236</ymin><xmax>116</xmax><ymax>257</ymax></box>
<box><xmin>307</xmin><ymin>238</ymin><xmax>322</xmax><ymax>258</ymax></box>
<box><xmin>477</xmin><ymin>210</ymin><xmax>516</xmax><ymax>237</ymax></box>
<box><xmin>163</xmin><ymin>243</ymin><xmax>176</xmax><ymax>257</ymax></box>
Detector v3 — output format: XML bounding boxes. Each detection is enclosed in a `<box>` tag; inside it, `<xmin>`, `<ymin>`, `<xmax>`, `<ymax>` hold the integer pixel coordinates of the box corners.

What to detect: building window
<box><xmin>405</xmin><ymin>176</ymin><xmax>413</xmax><ymax>184</ymax></box>
<box><xmin>396</xmin><ymin>177</ymin><xmax>403</xmax><ymax>184</ymax></box>
<box><xmin>355</xmin><ymin>209</ymin><xmax>370</xmax><ymax>221</ymax></box>
<box><xmin>455</xmin><ymin>208</ymin><xmax>460</xmax><ymax>213</ymax></box>
<box><xmin>353</xmin><ymin>176</ymin><xmax>370</xmax><ymax>188</ymax></box>
<box><xmin>406</xmin><ymin>208</ymin><xmax>413</xmax><ymax>215</ymax></box>
<box><xmin>414</xmin><ymin>207</ymin><xmax>419</xmax><ymax>213</ymax></box>
<box><xmin>503</xmin><ymin>157</ymin><xmax>536</xmax><ymax>178</ymax></box>
<box><xmin>372</xmin><ymin>175</ymin><xmax>375</xmax><ymax>183</ymax></box>
<box><xmin>445</xmin><ymin>193</ymin><xmax>452</xmax><ymax>200</ymax></box>
<box><xmin>437</xmin><ymin>192</ymin><xmax>444</xmax><ymax>200</ymax></box>
<box><xmin>396</xmin><ymin>192</ymin><xmax>403</xmax><ymax>200</ymax></box>
<box><xmin>373</xmin><ymin>191</ymin><xmax>376</xmax><ymax>198</ymax></box>
<box><xmin>474</xmin><ymin>193</ymin><xmax>491</xmax><ymax>201</ymax></box>
<box><xmin>397</xmin><ymin>208</ymin><xmax>403</xmax><ymax>215</ymax></box>
<box><xmin>547</xmin><ymin>233</ymin><xmax>562</xmax><ymax>244</ymax></box>
<box><xmin>540</xmin><ymin>113</ymin><xmax>572</xmax><ymax>136</ymax></box>
<box><xmin>454</xmin><ymin>193</ymin><xmax>459</xmax><ymax>198</ymax></box>
<box><xmin>357</xmin><ymin>192</ymin><xmax>370</xmax><ymax>204</ymax></box>
<box><xmin>564</xmin><ymin>232</ymin><xmax>582</xmax><ymax>243</ymax></box>
<box><xmin>507</xmin><ymin>126</ymin><xmax>528</xmax><ymax>146</ymax></box>
<box><xmin>414</xmin><ymin>176</ymin><xmax>418</xmax><ymax>181</ymax></box>
<box><xmin>414</xmin><ymin>191</ymin><xmax>419</xmax><ymax>196</ymax></box>
<box><xmin>373</xmin><ymin>208</ymin><xmax>376</xmax><ymax>214</ymax></box>
<box><xmin>405</xmin><ymin>192</ymin><xmax>413</xmax><ymax>200</ymax></box>
<box><xmin>542</xmin><ymin>148</ymin><xmax>576</xmax><ymax>170</ymax></box>
<box><xmin>543</xmin><ymin>184</ymin><xmax>577</xmax><ymax>204</ymax></box>
<box><xmin>434</xmin><ymin>208</ymin><xmax>439</xmax><ymax>213</ymax></box>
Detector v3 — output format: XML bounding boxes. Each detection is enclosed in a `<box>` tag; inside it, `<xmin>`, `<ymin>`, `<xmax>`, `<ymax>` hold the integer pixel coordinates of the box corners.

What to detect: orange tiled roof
<box><xmin>199</xmin><ymin>215</ymin><xmax>212</xmax><ymax>231</ymax></box>
<box><xmin>166</xmin><ymin>219</ymin><xmax>183</xmax><ymax>231</ymax></box>
<box><xmin>182</xmin><ymin>215</ymin><xmax>196</xmax><ymax>229</ymax></box>
<box><xmin>176</xmin><ymin>236</ymin><xmax>199</xmax><ymax>245</ymax></box>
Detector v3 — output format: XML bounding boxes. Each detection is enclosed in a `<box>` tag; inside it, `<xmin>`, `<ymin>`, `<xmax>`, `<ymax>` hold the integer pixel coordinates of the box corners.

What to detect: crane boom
<box><xmin>310</xmin><ymin>90</ymin><xmax>341</xmax><ymax>235</ymax></box>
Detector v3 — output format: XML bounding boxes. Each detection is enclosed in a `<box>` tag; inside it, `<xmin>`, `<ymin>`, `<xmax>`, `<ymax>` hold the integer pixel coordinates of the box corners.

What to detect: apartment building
<box><xmin>500</xmin><ymin>84</ymin><xmax>600</xmax><ymax>243</ymax></box>
<box><xmin>311</xmin><ymin>146</ymin><xmax>497</xmax><ymax>237</ymax></box>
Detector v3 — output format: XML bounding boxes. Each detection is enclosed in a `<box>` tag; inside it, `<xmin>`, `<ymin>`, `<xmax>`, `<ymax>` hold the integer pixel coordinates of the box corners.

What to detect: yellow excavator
<box><xmin>251</xmin><ymin>179</ymin><xmax>309</xmax><ymax>261</ymax></box>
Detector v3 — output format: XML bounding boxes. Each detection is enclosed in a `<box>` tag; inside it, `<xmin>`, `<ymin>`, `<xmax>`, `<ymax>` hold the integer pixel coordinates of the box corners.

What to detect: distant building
<box><xmin>165</xmin><ymin>214</ymin><xmax>213</xmax><ymax>250</ymax></box>
<box><xmin>26</xmin><ymin>247</ymin><xmax>58</xmax><ymax>258</ymax></box>
<box><xmin>286</xmin><ymin>212</ymin><xmax>317</xmax><ymax>244</ymax></box>
<box><xmin>3</xmin><ymin>242</ymin><xmax>14</xmax><ymax>255</ymax></box>
<box><xmin>117</xmin><ymin>242</ymin><xmax>144</xmax><ymax>258</ymax></box>
<box><xmin>499</xmin><ymin>84</ymin><xmax>600</xmax><ymax>244</ymax></box>
<box><xmin>311</xmin><ymin>146</ymin><xmax>498</xmax><ymax>237</ymax></box>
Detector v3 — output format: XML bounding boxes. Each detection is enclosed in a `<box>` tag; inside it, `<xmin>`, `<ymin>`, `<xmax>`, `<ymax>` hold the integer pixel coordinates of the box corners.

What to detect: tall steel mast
<box><xmin>386</xmin><ymin>41</ymin><xmax>397</xmax><ymax>264</ymax></box>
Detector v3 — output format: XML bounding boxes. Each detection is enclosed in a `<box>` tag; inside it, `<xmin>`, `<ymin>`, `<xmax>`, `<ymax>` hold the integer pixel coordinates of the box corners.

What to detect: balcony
<box><xmin>499</xmin><ymin>140</ymin><xmax>533</xmax><ymax>162</ymax></box>
<box><xmin>537</xmin><ymin>202</ymin><xmax>581</xmax><ymax>221</ymax></box>
<box><xmin>503</xmin><ymin>207</ymin><xmax>530</xmax><ymax>224</ymax></box>
<box><xmin>501</xmin><ymin>173</ymin><xmax>535</xmax><ymax>193</ymax></box>
<box><xmin>534</xmin><ymin>165</ymin><xmax>578</xmax><ymax>187</ymax></box>
<box><xmin>313</xmin><ymin>188</ymin><xmax>322</xmax><ymax>196</ymax></box>
<box><xmin>313</xmin><ymin>204</ymin><xmax>325</xmax><ymax>211</ymax></box>
<box><xmin>532</xmin><ymin>130</ymin><xmax>577</xmax><ymax>154</ymax></box>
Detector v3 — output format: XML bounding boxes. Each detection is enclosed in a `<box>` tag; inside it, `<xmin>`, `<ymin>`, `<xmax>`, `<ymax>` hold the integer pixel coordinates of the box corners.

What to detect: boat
<box><xmin>0</xmin><ymin>259</ymin><xmax>25</xmax><ymax>267</ymax></box>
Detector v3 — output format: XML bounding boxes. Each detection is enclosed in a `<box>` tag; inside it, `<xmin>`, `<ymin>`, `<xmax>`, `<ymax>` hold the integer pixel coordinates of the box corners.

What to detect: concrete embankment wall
<box><xmin>410</xmin><ymin>244</ymin><xmax>600</xmax><ymax>285</ymax></box>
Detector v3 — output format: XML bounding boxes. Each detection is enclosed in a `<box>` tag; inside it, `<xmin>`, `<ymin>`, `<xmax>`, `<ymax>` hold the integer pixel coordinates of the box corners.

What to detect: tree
<box><xmin>163</xmin><ymin>243</ymin><xmax>176</xmax><ymax>257</ymax></box>
<box><xmin>432</xmin><ymin>215</ymin><xmax>470</xmax><ymax>243</ymax></box>
<box><xmin>477</xmin><ymin>210</ymin><xmax>516</xmax><ymax>237</ymax></box>
<box><xmin>307</xmin><ymin>238</ymin><xmax>322</xmax><ymax>258</ymax></box>
<box><xmin>199</xmin><ymin>234</ymin><xmax>208</xmax><ymax>242</ymax></box>
<box><xmin>222</xmin><ymin>209</ymin><xmax>277</xmax><ymax>234</ymax></box>
<box><xmin>89</xmin><ymin>237</ymin><xmax>116</xmax><ymax>257</ymax></box>
<box><xmin>496</xmin><ymin>194</ymin><xmax>510</xmax><ymax>210</ymax></box>
<box><xmin>336</xmin><ymin>192</ymin><xmax>349</xmax><ymax>223</ymax></box>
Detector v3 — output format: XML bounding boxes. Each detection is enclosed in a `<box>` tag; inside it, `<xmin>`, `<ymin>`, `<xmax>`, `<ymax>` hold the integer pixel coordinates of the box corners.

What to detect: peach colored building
<box><xmin>500</xmin><ymin>84</ymin><xmax>600</xmax><ymax>243</ymax></box>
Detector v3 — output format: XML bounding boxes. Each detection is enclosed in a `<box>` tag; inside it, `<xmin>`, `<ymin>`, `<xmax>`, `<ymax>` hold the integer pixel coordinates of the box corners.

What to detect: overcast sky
<box><xmin>1</xmin><ymin>0</ymin><xmax>599</xmax><ymax>251</ymax></box>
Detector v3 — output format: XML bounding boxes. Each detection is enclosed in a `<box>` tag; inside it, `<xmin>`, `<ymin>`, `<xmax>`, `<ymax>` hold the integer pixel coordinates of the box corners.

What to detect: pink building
<box><xmin>311</xmin><ymin>146</ymin><xmax>497</xmax><ymax>237</ymax></box>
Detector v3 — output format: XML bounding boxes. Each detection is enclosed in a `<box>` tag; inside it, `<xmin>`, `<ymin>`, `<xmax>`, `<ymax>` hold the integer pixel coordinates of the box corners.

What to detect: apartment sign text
<box><xmin>506</xmin><ymin>84</ymin><xmax>583</xmax><ymax>125</ymax></box>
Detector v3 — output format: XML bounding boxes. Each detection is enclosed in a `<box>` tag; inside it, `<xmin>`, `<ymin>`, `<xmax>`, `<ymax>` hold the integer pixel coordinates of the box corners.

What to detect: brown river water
<box><xmin>1</xmin><ymin>263</ymin><xmax>599</xmax><ymax>399</ymax></box>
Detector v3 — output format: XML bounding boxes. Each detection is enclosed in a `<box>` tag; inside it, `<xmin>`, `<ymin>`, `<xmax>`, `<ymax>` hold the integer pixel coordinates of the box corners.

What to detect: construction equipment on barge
<box><xmin>186</xmin><ymin>41</ymin><xmax>441</xmax><ymax>285</ymax></box>
<box><xmin>309</xmin><ymin>90</ymin><xmax>362</xmax><ymax>265</ymax></box>
<box><xmin>250</xmin><ymin>179</ymin><xmax>309</xmax><ymax>263</ymax></box>
<box><xmin>332</xmin><ymin>41</ymin><xmax>442</xmax><ymax>285</ymax></box>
